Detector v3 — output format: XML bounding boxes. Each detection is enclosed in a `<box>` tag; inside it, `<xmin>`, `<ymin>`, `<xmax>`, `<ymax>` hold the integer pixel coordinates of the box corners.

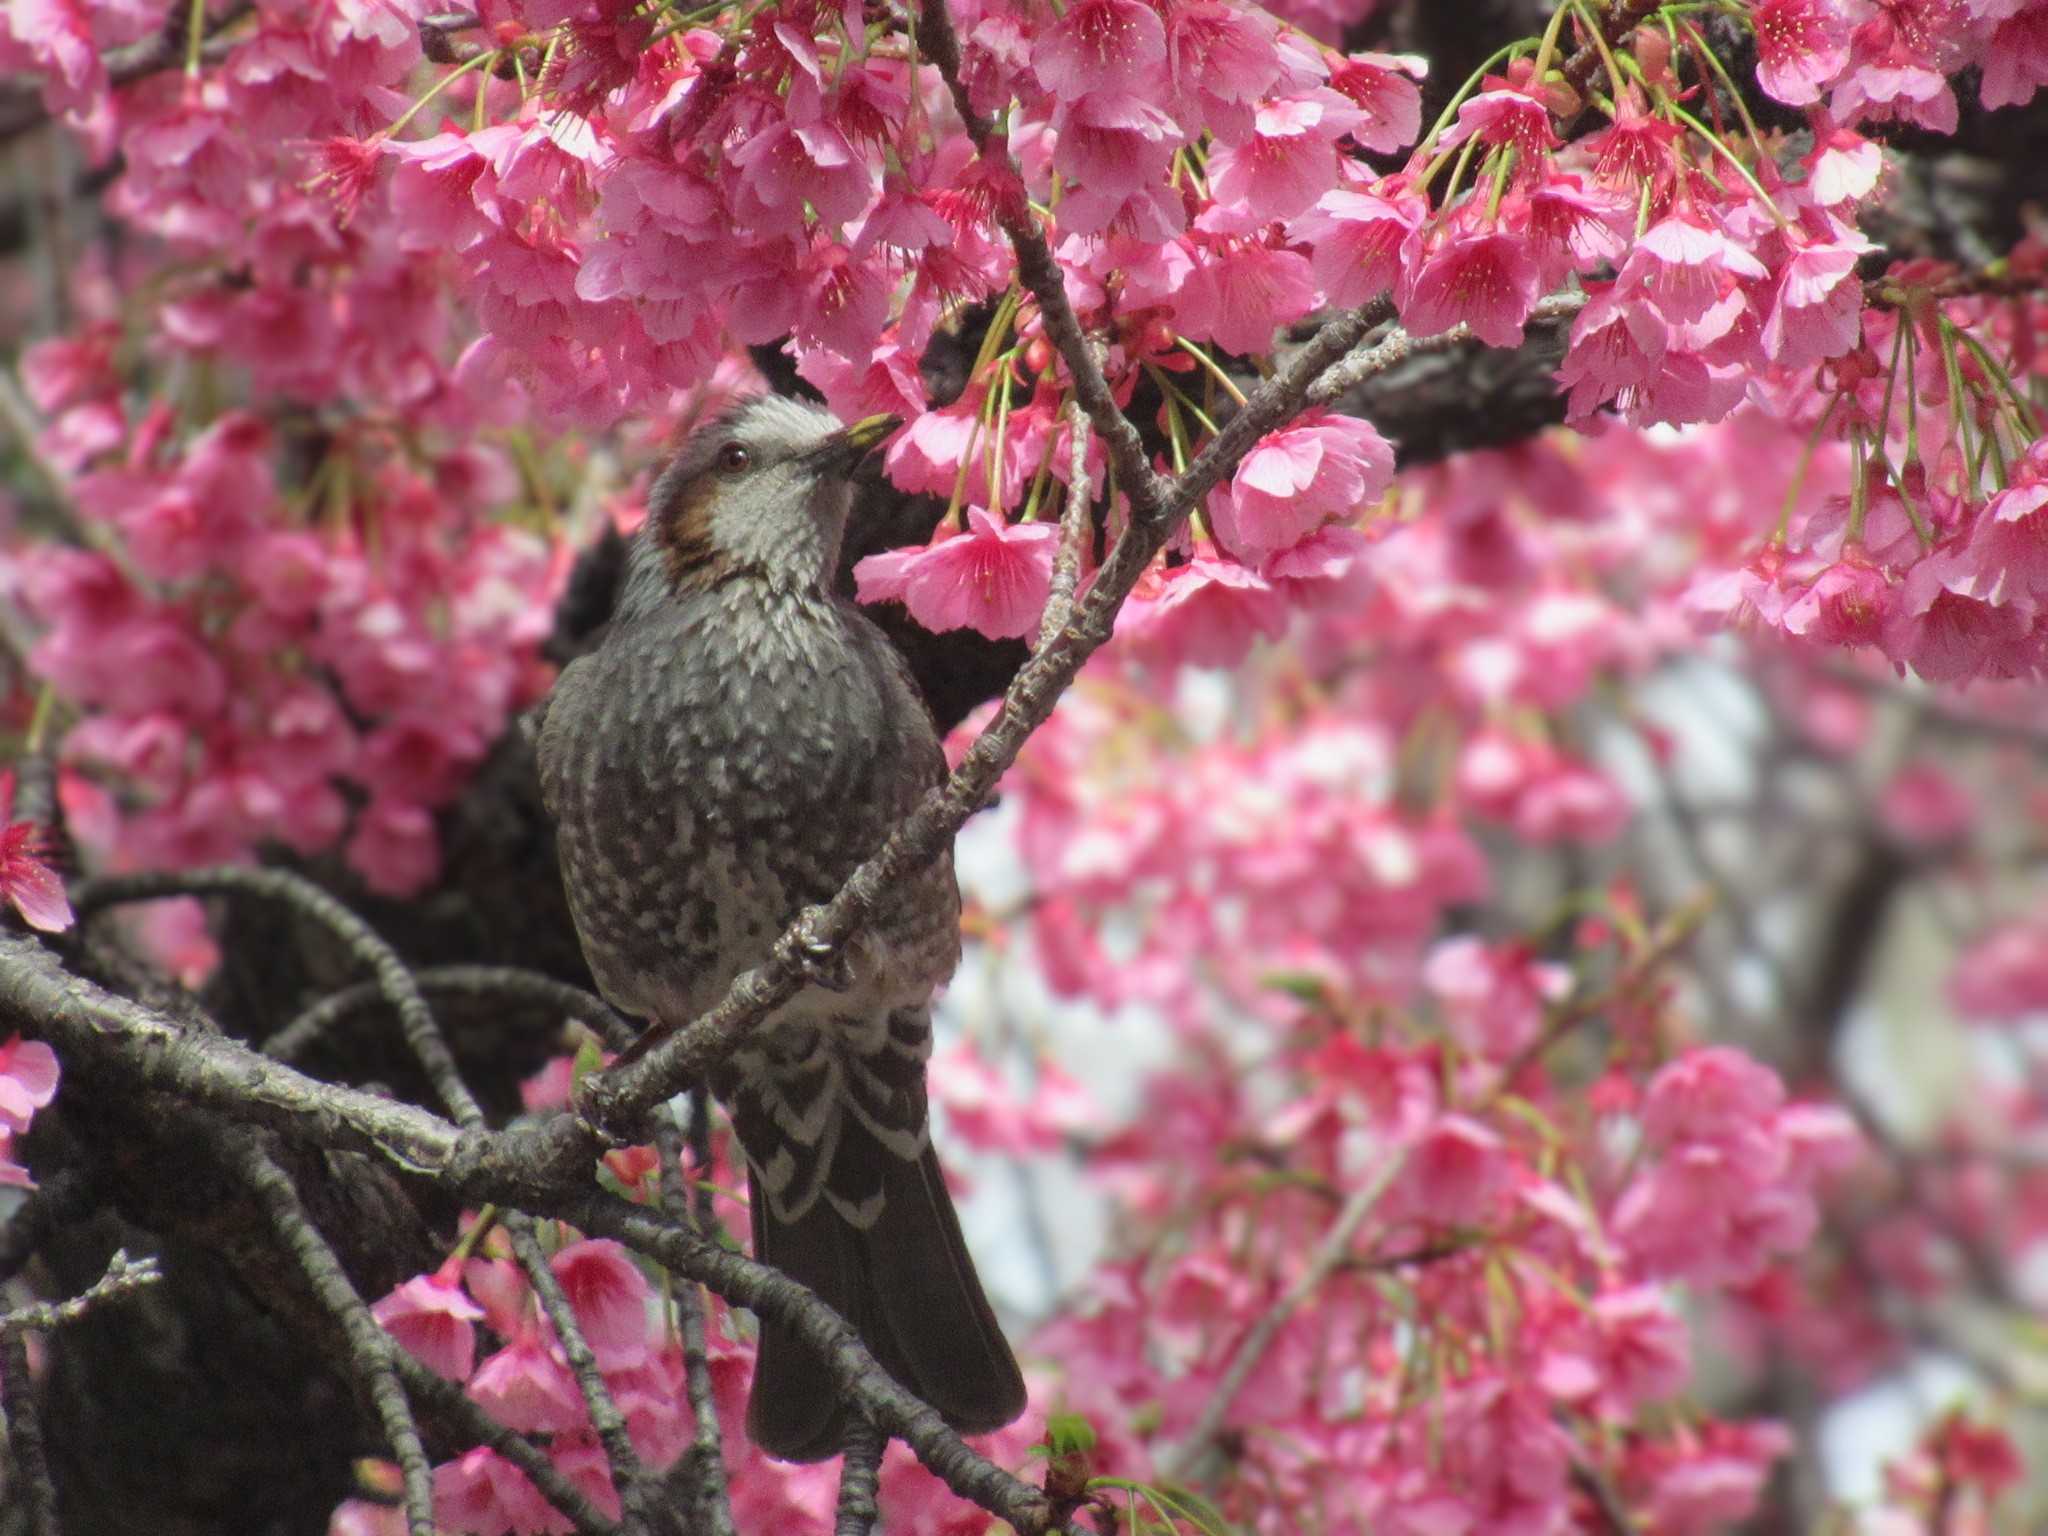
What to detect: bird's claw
<box><xmin>795</xmin><ymin>918</ymin><xmax>855</xmax><ymax>992</ymax></box>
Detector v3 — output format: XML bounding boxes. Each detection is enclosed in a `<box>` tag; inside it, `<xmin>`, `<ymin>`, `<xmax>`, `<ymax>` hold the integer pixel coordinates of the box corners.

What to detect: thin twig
<box><xmin>913</xmin><ymin>0</ymin><xmax>1164</xmax><ymax>528</ymax></box>
<box><xmin>1165</xmin><ymin>1150</ymin><xmax>1408</xmax><ymax>1482</ymax></box>
<box><xmin>1037</xmin><ymin>399</ymin><xmax>1093</xmax><ymax>651</ymax></box>
<box><xmin>1306</xmin><ymin>292</ymin><xmax>1590</xmax><ymax>407</ymax></box>
<box><xmin>0</xmin><ymin>1249</ymin><xmax>161</xmax><ymax>1334</ymax></box>
<box><xmin>505</xmin><ymin>1216</ymin><xmax>657</xmax><ymax>1533</ymax></box>
<box><xmin>230</xmin><ymin>1137</ymin><xmax>437</xmax><ymax>1535</ymax></box>
<box><xmin>265</xmin><ymin>964</ymin><xmax>630</xmax><ymax>1063</ymax></box>
<box><xmin>654</xmin><ymin>1107</ymin><xmax>736</xmax><ymax>1536</ymax></box>
<box><xmin>0</xmin><ymin>1327</ymin><xmax>58</xmax><ymax>1536</ymax></box>
<box><xmin>834</xmin><ymin>1419</ymin><xmax>887</xmax><ymax>1536</ymax></box>
<box><xmin>392</xmin><ymin>1352</ymin><xmax>622</xmax><ymax>1536</ymax></box>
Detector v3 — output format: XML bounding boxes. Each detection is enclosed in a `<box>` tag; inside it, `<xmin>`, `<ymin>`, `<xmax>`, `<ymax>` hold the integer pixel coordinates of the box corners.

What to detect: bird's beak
<box><xmin>815</xmin><ymin>413</ymin><xmax>901</xmax><ymax>472</ymax></box>
<box><xmin>843</xmin><ymin>413</ymin><xmax>900</xmax><ymax>452</ymax></box>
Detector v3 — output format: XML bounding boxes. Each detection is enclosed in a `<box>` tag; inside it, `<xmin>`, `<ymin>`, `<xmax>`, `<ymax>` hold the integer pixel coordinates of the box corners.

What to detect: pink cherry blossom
<box><xmin>1751</xmin><ymin>0</ymin><xmax>1852</xmax><ymax>104</ymax></box>
<box><xmin>433</xmin><ymin>1446</ymin><xmax>571</xmax><ymax>1536</ymax></box>
<box><xmin>1176</xmin><ymin>239</ymin><xmax>1319</xmax><ymax>356</ymax></box>
<box><xmin>550</xmin><ymin>1239</ymin><xmax>654</xmax><ymax>1371</ymax></box>
<box><xmin>854</xmin><ymin>507</ymin><xmax>1059</xmax><ymax>640</ymax></box>
<box><xmin>373</xmin><ymin>1263</ymin><xmax>487</xmax><ymax>1381</ymax></box>
<box><xmin>0</xmin><ymin>1035</ymin><xmax>60</xmax><ymax>1137</ymax></box>
<box><xmin>468</xmin><ymin>1332</ymin><xmax>588</xmax><ymax>1435</ymax></box>
<box><xmin>1113</xmin><ymin>556</ymin><xmax>1291</xmax><ymax>669</ymax></box>
<box><xmin>1399</xmin><ymin>220</ymin><xmax>1542</xmax><ymax>348</ymax></box>
<box><xmin>0</xmin><ymin>773</ymin><xmax>72</xmax><ymax>934</ymax></box>
<box><xmin>1211</xmin><ymin>411</ymin><xmax>1394</xmax><ymax>561</ymax></box>
<box><xmin>1291</xmin><ymin>180</ymin><xmax>1426</xmax><ymax>308</ymax></box>
<box><xmin>1622</xmin><ymin>211</ymin><xmax>1770</xmax><ymax>325</ymax></box>
<box><xmin>1423</xmin><ymin>936</ymin><xmax>1570</xmax><ymax>1060</ymax></box>
<box><xmin>345</xmin><ymin>799</ymin><xmax>441</xmax><ymax>898</ymax></box>
<box><xmin>1164</xmin><ymin>2</ymin><xmax>1285</xmax><ymax>139</ymax></box>
<box><xmin>1326</xmin><ymin>51</ymin><xmax>1423</xmax><ymax>152</ymax></box>
<box><xmin>1032</xmin><ymin>0</ymin><xmax>1168</xmax><ymax>99</ymax></box>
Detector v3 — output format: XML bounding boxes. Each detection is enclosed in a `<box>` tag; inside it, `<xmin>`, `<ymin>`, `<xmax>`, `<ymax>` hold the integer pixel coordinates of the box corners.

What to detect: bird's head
<box><xmin>639</xmin><ymin>395</ymin><xmax>898</xmax><ymax>600</ymax></box>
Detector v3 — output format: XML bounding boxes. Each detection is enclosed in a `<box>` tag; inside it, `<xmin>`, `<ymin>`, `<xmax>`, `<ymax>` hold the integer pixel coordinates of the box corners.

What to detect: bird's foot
<box><xmin>793</xmin><ymin>911</ymin><xmax>856</xmax><ymax>992</ymax></box>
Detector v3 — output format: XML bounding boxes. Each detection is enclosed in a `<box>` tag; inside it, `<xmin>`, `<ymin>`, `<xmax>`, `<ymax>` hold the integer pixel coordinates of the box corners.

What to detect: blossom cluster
<box><xmin>10</xmin><ymin>355</ymin><xmax>558</xmax><ymax>907</ymax></box>
<box><xmin>347</xmin><ymin>1229</ymin><xmax>695</xmax><ymax>1532</ymax></box>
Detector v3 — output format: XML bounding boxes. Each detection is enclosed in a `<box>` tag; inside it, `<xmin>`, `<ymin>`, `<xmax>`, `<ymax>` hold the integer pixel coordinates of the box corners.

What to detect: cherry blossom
<box><xmin>0</xmin><ymin>772</ymin><xmax>73</xmax><ymax>934</ymax></box>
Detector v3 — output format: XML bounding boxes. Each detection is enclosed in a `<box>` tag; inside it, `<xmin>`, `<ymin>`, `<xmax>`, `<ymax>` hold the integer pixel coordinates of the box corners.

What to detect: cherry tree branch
<box><xmin>76</xmin><ymin>868</ymin><xmax>486</xmax><ymax>1128</ymax></box>
<box><xmin>1164</xmin><ymin>1149</ymin><xmax>1408</xmax><ymax>1483</ymax></box>
<box><xmin>0</xmin><ymin>1249</ymin><xmax>160</xmax><ymax>1334</ymax></box>
<box><xmin>0</xmin><ymin>931</ymin><xmax>465</xmax><ymax>1172</ymax></box>
<box><xmin>833</xmin><ymin>1420</ymin><xmax>886</xmax><ymax>1536</ymax></box>
<box><xmin>3</xmin><ymin>932</ymin><xmax>1070</xmax><ymax>1532</ymax></box>
<box><xmin>81</xmin><ymin>872</ymin><xmax>659</xmax><ymax>1529</ymax></box>
<box><xmin>575</xmin><ymin>1196</ymin><xmax>1066</xmax><ymax>1534</ymax></box>
<box><xmin>0</xmin><ymin>2</ymin><xmax>255</xmax><ymax>143</ymax></box>
<box><xmin>505</xmin><ymin>1215</ymin><xmax>658</xmax><ymax>1533</ymax></box>
<box><xmin>1307</xmin><ymin>292</ymin><xmax>1591</xmax><ymax>406</ymax></box>
<box><xmin>264</xmin><ymin>964</ymin><xmax>628</xmax><ymax>1063</ymax></box>
<box><xmin>1038</xmin><ymin>399</ymin><xmax>1094</xmax><ymax>651</ymax></box>
<box><xmin>653</xmin><ymin>1108</ymin><xmax>737</xmax><ymax>1536</ymax></box>
<box><xmin>0</xmin><ymin>1328</ymin><xmax>59</xmax><ymax>1536</ymax></box>
<box><xmin>391</xmin><ymin>1352</ymin><xmax>623</xmax><ymax>1536</ymax></box>
<box><xmin>228</xmin><ymin>1134</ymin><xmax>438</xmax><ymax>1535</ymax></box>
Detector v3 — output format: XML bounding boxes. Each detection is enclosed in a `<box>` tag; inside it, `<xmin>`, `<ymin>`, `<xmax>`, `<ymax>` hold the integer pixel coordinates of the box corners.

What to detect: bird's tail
<box><xmin>742</xmin><ymin>1114</ymin><xmax>1026</xmax><ymax>1461</ymax></box>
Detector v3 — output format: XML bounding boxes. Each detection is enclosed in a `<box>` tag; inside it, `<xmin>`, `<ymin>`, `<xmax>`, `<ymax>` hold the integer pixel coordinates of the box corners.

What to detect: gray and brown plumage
<box><xmin>536</xmin><ymin>395</ymin><xmax>1026</xmax><ymax>1460</ymax></box>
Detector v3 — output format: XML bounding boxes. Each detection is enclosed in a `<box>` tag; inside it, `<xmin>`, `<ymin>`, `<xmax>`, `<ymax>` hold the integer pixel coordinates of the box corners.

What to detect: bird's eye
<box><xmin>716</xmin><ymin>442</ymin><xmax>751</xmax><ymax>473</ymax></box>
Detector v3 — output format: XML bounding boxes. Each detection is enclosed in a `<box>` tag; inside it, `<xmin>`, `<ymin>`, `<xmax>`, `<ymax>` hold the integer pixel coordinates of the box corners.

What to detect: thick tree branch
<box><xmin>0</xmin><ymin>932</ymin><xmax>464</xmax><ymax>1174</ymax></box>
<box><xmin>1307</xmin><ymin>292</ymin><xmax>1590</xmax><ymax>407</ymax></box>
<box><xmin>76</xmin><ymin>869</ymin><xmax>486</xmax><ymax>1128</ymax></box>
<box><xmin>5</xmin><ymin>934</ymin><xmax>1064</xmax><ymax>1531</ymax></box>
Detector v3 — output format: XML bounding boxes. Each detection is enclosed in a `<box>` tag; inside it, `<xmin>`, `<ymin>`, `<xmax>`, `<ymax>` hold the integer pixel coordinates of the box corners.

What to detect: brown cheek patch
<box><xmin>655</xmin><ymin>473</ymin><xmax>728</xmax><ymax>591</ymax></box>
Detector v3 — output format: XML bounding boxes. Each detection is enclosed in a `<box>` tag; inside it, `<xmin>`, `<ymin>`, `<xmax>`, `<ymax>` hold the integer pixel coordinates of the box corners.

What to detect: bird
<box><xmin>535</xmin><ymin>393</ymin><xmax>1027</xmax><ymax>1461</ymax></box>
